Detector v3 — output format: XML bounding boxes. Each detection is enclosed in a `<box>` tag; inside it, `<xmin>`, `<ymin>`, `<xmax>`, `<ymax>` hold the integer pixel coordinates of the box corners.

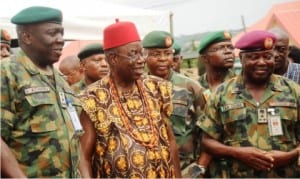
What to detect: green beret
<box><xmin>198</xmin><ymin>30</ymin><xmax>232</xmax><ymax>54</ymax></box>
<box><xmin>1</xmin><ymin>29</ymin><xmax>11</xmax><ymax>45</ymax></box>
<box><xmin>172</xmin><ymin>42</ymin><xmax>181</xmax><ymax>55</ymax></box>
<box><xmin>142</xmin><ymin>30</ymin><xmax>173</xmax><ymax>48</ymax></box>
<box><xmin>11</xmin><ymin>6</ymin><xmax>62</xmax><ymax>25</ymax></box>
<box><xmin>78</xmin><ymin>43</ymin><xmax>104</xmax><ymax>61</ymax></box>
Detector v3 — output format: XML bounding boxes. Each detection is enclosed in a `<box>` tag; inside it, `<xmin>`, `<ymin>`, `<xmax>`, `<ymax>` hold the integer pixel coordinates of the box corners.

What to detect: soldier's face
<box><xmin>82</xmin><ymin>54</ymin><xmax>109</xmax><ymax>82</ymax></box>
<box><xmin>241</xmin><ymin>50</ymin><xmax>275</xmax><ymax>83</ymax></box>
<box><xmin>26</xmin><ymin>22</ymin><xmax>65</xmax><ymax>67</ymax></box>
<box><xmin>146</xmin><ymin>48</ymin><xmax>173</xmax><ymax>79</ymax></box>
<box><xmin>204</xmin><ymin>41</ymin><xmax>235</xmax><ymax>69</ymax></box>
<box><xmin>0</xmin><ymin>43</ymin><xmax>10</xmax><ymax>59</ymax></box>
<box><xmin>172</xmin><ymin>55</ymin><xmax>182</xmax><ymax>72</ymax></box>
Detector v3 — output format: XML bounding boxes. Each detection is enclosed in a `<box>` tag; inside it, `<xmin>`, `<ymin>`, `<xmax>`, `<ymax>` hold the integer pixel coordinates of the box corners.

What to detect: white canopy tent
<box><xmin>0</xmin><ymin>0</ymin><xmax>170</xmax><ymax>40</ymax></box>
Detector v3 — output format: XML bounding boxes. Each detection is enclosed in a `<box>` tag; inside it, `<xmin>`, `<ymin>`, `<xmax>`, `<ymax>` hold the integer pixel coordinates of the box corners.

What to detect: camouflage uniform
<box><xmin>72</xmin><ymin>79</ymin><xmax>87</xmax><ymax>95</ymax></box>
<box><xmin>198</xmin><ymin>69</ymin><xmax>236</xmax><ymax>177</ymax></box>
<box><xmin>198</xmin><ymin>69</ymin><xmax>236</xmax><ymax>102</ymax></box>
<box><xmin>1</xmin><ymin>51</ymin><xmax>81</xmax><ymax>177</ymax></box>
<box><xmin>168</xmin><ymin>70</ymin><xmax>205</xmax><ymax>169</ymax></box>
<box><xmin>198</xmin><ymin>74</ymin><xmax>300</xmax><ymax>177</ymax></box>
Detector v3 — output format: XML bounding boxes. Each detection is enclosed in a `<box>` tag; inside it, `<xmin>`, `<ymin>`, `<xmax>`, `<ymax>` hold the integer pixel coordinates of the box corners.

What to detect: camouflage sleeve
<box><xmin>187</xmin><ymin>77</ymin><xmax>205</xmax><ymax>102</ymax></box>
<box><xmin>197</xmin><ymin>86</ymin><xmax>223</xmax><ymax>140</ymax></box>
<box><xmin>0</xmin><ymin>60</ymin><xmax>15</xmax><ymax>139</ymax></box>
<box><xmin>184</xmin><ymin>78</ymin><xmax>207</xmax><ymax>124</ymax></box>
<box><xmin>283</xmin><ymin>79</ymin><xmax>300</xmax><ymax>142</ymax></box>
<box><xmin>290</xmin><ymin>82</ymin><xmax>300</xmax><ymax>142</ymax></box>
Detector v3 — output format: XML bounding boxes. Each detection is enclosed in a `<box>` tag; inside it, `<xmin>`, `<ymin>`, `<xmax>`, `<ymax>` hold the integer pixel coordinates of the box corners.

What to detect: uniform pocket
<box><xmin>25</xmin><ymin>92</ymin><xmax>58</xmax><ymax>133</ymax></box>
<box><xmin>222</xmin><ymin>107</ymin><xmax>248</xmax><ymax>146</ymax></box>
<box><xmin>269</xmin><ymin>105</ymin><xmax>297</xmax><ymax>147</ymax></box>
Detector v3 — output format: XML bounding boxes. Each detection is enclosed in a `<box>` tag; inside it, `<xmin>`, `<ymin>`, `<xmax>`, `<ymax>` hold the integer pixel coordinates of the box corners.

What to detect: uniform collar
<box><xmin>231</xmin><ymin>74</ymin><xmax>283</xmax><ymax>94</ymax></box>
<box><xmin>15</xmin><ymin>50</ymin><xmax>40</xmax><ymax>75</ymax></box>
<box><xmin>15</xmin><ymin>50</ymin><xmax>64</xmax><ymax>78</ymax></box>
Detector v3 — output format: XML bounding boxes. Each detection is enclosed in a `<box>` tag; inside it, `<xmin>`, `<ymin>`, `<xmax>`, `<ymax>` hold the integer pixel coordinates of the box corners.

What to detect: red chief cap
<box><xmin>235</xmin><ymin>30</ymin><xmax>277</xmax><ymax>52</ymax></box>
<box><xmin>103</xmin><ymin>19</ymin><xmax>141</xmax><ymax>50</ymax></box>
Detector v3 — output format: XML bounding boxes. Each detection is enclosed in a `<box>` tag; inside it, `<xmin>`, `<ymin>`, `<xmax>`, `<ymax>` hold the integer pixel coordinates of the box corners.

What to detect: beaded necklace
<box><xmin>109</xmin><ymin>78</ymin><xmax>158</xmax><ymax>148</ymax></box>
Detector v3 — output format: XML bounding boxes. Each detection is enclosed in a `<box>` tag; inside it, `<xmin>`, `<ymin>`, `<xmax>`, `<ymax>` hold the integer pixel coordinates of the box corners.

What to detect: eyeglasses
<box><xmin>115</xmin><ymin>50</ymin><xmax>148</xmax><ymax>62</ymax></box>
<box><xmin>147</xmin><ymin>50</ymin><xmax>174</xmax><ymax>59</ymax></box>
<box><xmin>206</xmin><ymin>44</ymin><xmax>234</xmax><ymax>53</ymax></box>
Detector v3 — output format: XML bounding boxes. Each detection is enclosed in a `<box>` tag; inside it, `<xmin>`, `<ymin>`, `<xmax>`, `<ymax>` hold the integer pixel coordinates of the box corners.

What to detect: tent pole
<box><xmin>170</xmin><ymin>11</ymin><xmax>174</xmax><ymax>35</ymax></box>
<box><xmin>241</xmin><ymin>15</ymin><xmax>247</xmax><ymax>32</ymax></box>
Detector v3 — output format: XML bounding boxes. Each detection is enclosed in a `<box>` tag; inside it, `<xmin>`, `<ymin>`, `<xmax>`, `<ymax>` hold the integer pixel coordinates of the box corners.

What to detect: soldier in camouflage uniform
<box><xmin>1</xmin><ymin>6</ymin><xmax>86</xmax><ymax>177</ymax></box>
<box><xmin>197</xmin><ymin>30</ymin><xmax>237</xmax><ymax>177</ymax></box>
<box><xmin>72</xmin><ymin>43</ymin><xmax>109</xmax><ymax>95</ymax></box>
<box><xmin>171</xmin><ymin>42</ymin><xmax>183</xmax><ymax>73</ymax></box>
<box><xmin>143</xmin><ymin>30</ymin><xmax>207</xmax><ymax>172</ymax></box>
<box><xmin>0</xmin><ymin>29</ymin><xmax>11</xmax><ymax>59</ymax></box>
<box><xmin>198</xmin><ymin>30</ymin><xmax>236</xmax><ymax>102</ymax></box>
<box><xmin>199</xmin><ymin>30</ymin><xmax>300</xmax><ymax>177</ymax></box>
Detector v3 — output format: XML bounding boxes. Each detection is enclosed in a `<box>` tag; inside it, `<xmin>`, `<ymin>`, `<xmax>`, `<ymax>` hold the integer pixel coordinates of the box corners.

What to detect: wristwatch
<box><xmin>189</xmin><ymin>164</ymin><xmax>206</xmax><ymax>176</ymax></box>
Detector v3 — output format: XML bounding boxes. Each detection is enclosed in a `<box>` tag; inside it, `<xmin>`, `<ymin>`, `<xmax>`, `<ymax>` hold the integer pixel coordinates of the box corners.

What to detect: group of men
<box><xmin>1</xmin><ymin>5</ymin><xmax>300</xmax><ymax>178</ymax></box>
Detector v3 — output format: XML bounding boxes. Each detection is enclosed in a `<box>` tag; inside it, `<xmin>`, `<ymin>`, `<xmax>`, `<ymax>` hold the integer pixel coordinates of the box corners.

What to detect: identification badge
<box><xmin>66</xmin><ymin>98</ymin><xmax>84</xmax><ymax>137</ymax></box>
<box><xmin>257</xmin><ymin>108</ymin><xmax>267</xmax><ymax>123</ymax></box>
<box><xmin>268</xmin><ymin>115</ymin><xmax>283</xmax><ymax>136</ymax></box>
<box><xmin>59</xmin><ymin>92</ymin><xmax>66</xmax><ymax>107</ymax></box>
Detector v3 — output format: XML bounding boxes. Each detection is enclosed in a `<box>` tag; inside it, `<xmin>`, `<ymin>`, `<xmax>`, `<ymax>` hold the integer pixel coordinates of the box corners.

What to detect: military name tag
<box><xmin>268</xmin><ymin>115</ymin><xmax>283</xmax><ymax>136</ymax></box>
<box><xmin>24</xmin><ymin>86</ymin><xmax>50</xmax><ymax>95</ymax></box>
<box><xmin>221</xmin><ymin>103</ymin><xmax>244</xmax><ymax>112</ymax></box>
<box><xmin>257</xmin><ymin>108</ymin><xmax>267</xmax><ymax>123</ymax></box>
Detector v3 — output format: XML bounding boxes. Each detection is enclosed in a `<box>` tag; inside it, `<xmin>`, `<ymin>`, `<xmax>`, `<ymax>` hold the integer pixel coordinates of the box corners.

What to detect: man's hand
<box><xmin>267</xmin><ymin>150</ymin><xmax>294</xmax><ymax>168</ymax></box>
<box><xmin>234</xmin><ymin>147</ymin><xmax>274</xmax><ymax>171</ymax></box>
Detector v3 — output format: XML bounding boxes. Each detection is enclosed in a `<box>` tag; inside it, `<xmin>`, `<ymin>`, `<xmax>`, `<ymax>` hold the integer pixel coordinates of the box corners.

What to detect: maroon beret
<box><xmin>235</xmin><ymin>30</ymin><xmax>276</xmax><ymax>52</ymax></box>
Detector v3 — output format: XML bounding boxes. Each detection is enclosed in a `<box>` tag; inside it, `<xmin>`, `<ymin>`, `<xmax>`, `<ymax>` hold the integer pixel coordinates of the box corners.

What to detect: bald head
<box><xmin>268</xmin><ymin>27</ymin><xmax>289</xmax><ymax>41</ymax></box>
<box><xmin>59</xmin><ymin>55</ymin><xmax>80</xmax><ymax>70</ymax></box>
<box><xmin>59</xmin><ymin>55</ymin><xmax>83</xmax><ymax>85</ymax></box>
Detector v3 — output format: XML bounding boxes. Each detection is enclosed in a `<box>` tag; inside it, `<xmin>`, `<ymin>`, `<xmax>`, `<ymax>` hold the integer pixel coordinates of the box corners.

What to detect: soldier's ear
<box><xmin>200</xmin><ymin>54</ymin><xmax>208</xmax><ymax>63</ymax></box>
<box><xmin>21</xmin><ymin>31</ymin><xmax>32</xmax><ymax>45</ymax></box>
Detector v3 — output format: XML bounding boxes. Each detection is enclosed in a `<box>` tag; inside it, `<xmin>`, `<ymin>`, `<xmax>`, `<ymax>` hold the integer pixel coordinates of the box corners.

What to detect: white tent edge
<box><xmin>0</xmin><ymin>0</ymin><xmax>171</xmax><ymax>40</ymax></box>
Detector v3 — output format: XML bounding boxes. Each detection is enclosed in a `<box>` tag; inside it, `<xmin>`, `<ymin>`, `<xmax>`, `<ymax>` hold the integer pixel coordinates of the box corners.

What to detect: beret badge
<box><xmin>223</xmin><ymin>31</ymin><xmax>231</xmax><ymax>40</ymax></box>
<box><xmin>264</xmin><ymin>37</ymin><xmax>273</xmax><ymax>49</ymax></box>
<box><xmin>165</xmin><ymin>36</ymin><xmax>173</xmax><ymax>48</ymax></box>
